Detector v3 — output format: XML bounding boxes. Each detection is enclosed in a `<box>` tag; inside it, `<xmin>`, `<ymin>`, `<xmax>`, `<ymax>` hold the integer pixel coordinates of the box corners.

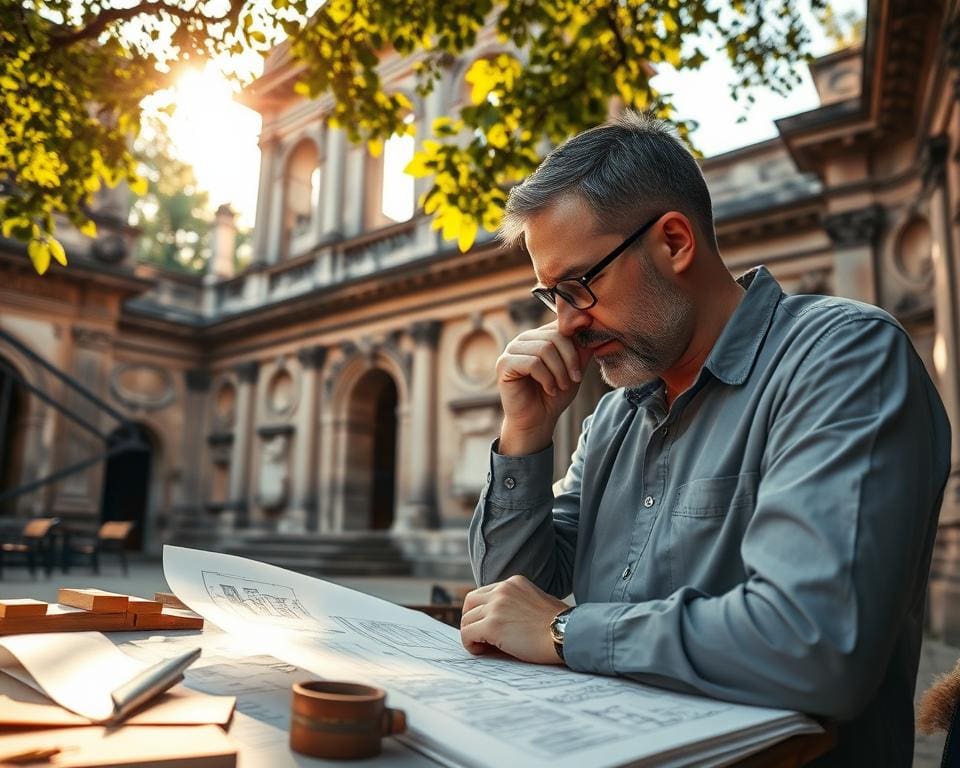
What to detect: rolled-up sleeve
<box><xmin>562</xmin><ymin>318</ymin><xmax>950</xmax><ymax>719</ymax></box>
<box><xmin>468</xmin><ymin>416</ymin><xmax>592</xmax><ymax>597</ymax></box>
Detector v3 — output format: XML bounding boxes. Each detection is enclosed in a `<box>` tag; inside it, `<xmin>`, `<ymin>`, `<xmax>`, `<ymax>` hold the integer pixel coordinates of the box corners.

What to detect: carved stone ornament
<box><xmin>297</xmin><ymin>345</ymin><xmax>328</xmax><ymax>370</ymax></box>
<box><xmin>410</xmin><ymin>320</ymin><xmax>442</xmax><ymax>347</ymax></box>
<box><xmin>234</xmin><ymin>360</ymin><xmax>260</xmax><ymax>384</ymax></box>
<box><xmin>258</xmin><ymin>432</ymin><xmax>290</xmax><ymax>510</ymax></box>
<box><xmin>109</xmin><ymin>363</ymin><xmax>175</xmax><ymax>411</ymax></box>
<box><xmin>822</xmin><ymin>205</ymin><xmax>885</xmax><ymax>248</ymax></box>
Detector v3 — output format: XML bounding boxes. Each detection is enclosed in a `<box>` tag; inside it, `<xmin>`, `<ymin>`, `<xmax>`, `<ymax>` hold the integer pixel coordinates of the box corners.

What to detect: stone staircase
<box><xmin>219</xmin><ymin>531</ymin><xmax>414</xmax><ymax>577</ymax></box>
<box><xmin>165</xmin><ymin>514</ymin><xmax>474</xmax><ymax>580</ymax></box>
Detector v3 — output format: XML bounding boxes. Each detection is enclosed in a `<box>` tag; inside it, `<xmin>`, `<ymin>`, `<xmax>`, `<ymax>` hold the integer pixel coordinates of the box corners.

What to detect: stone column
<box><xmin>823</xmin><ymin>205</ymin><xmax>884</xmax><ymax>304</ymax></box>
<box><xmin>287</xmin><ymin>346</ymin><xmax>326</xmax><ymax>532</ymax></box>
<box><xmin>177</xmin><ymin>369</ymin><xmax>210</xmax><ymax>515</ymax></box>
<box><xmin>321</xmin><ymin>127</ymin><xmax>346</xmax><ymax>241</ymax></box>
<box><xmin>226</xmin><ymin>361</ymin><xmax>259</xmax><ymax>529</ymax></box>
<box><xmin>399</xmin><ymin>320</ymin><xmax>441</xmax><ymax>530</ymax></box>
<box><xmin>252</xmin><ymin>137</ymin><xmax>278</xmax><ymax>266</ymax></box>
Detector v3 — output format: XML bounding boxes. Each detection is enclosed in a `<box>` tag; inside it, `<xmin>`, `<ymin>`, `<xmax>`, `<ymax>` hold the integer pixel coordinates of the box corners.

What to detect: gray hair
<box><xmin>499</xmin><ymin>110</ymin><xmax>718</xmax><ymax>252</ymax></box>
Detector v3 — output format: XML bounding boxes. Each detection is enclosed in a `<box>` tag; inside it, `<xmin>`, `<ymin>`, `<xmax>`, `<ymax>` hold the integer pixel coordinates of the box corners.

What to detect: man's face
<box><xmin>526</xmin><ymin>197</ymin><xmax>695</xmax><ymax>388</ymax></box>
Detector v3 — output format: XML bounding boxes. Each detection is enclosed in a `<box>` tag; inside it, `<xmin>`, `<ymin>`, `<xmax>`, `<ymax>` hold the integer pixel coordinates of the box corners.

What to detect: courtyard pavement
<box><xmin>0</xmin><ymin>556</ymin><xmax>955</xmax><ymax>766</ymax></box>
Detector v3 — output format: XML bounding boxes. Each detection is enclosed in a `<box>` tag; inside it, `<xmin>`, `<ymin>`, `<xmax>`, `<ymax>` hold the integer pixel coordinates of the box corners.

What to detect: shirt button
<box><xmin>504</xmin><ymin>477</ymin><xmax>517</xmax><ymax>490</ymax></box>
<box><xmin>643</xmin><ymin>496</ymin><xmax>655</xmax><ymax>508</ymax></box>
<box><xmin>621</xmin><ymin>566</ymin><xmax>631</xmax><ymax>580</ymax></box>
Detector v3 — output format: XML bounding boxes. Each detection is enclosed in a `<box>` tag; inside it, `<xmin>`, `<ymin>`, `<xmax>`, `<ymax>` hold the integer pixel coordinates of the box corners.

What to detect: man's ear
<box><xmin>660</xmin><ymin>212</ymin><xmax>696</xmax><ymax>276</ymax></box>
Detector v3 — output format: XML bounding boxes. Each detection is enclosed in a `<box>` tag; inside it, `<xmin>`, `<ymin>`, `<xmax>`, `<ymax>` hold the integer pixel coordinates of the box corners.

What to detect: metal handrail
<box><xmin>0</xmin><ymin>328</ymin><xmax>148</xmax><ymax>506</ymax></box>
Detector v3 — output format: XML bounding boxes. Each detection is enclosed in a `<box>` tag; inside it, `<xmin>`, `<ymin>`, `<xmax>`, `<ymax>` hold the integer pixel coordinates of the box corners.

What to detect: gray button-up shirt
<box><xmin>469</xmin><ymin>267</ymin><xmax>951</xmax><ymax>767</ymax></box>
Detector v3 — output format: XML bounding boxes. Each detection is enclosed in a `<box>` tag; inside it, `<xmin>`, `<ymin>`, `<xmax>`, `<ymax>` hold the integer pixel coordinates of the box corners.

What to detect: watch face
<box><xmin>550</xmin><ymin>613</ymin><xmax>569</xmax><ymax>643</ymax></box>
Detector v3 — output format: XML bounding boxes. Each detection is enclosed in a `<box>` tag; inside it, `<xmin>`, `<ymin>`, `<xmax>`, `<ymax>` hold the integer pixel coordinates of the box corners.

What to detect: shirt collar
<box><xmin>703</xmin><ymin>266</ymin><xmax>783</xmax><ymax>386</ymax></box>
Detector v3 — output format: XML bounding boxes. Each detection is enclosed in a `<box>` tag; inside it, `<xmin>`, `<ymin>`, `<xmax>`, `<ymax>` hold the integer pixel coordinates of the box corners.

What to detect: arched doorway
<box><xmin>99</xmin><ymin>424</ymin><xmax>155</xmax><ymax>550</ymax></box>
<box><xmin>343</xmin><ymin>369</ymin><xmax>398</xmax><ymax>530</ymax></box>
<box><xmin>0</xmin><ymin>359</ymin><xmax>26</xmax><ymax>516</ymax></box>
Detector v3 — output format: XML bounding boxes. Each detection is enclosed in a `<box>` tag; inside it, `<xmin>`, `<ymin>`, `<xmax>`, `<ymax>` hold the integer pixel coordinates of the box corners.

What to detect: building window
<box><xmin>283</xmin><ymin>139</ymin><xmax>320</xmax><ymax>258</ymax></box>
<box><xmin>366</xmin><ymin>113</ymin><xmax>415</xmax><ymax>229</ymax></box>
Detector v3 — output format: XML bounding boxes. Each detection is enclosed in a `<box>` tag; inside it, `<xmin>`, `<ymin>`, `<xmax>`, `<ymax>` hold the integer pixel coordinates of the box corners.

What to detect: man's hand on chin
<box><xmin>459</xmin><ymin>575</ymin><xmax>569</xmax><ymax>665</ymax></box>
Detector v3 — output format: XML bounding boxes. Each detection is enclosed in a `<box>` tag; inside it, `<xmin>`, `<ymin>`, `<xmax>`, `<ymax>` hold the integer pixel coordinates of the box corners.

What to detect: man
<box><xmin>462</xmin><ymin>110</ymin><xmax>951</xmax><ymax>767</ymax></box>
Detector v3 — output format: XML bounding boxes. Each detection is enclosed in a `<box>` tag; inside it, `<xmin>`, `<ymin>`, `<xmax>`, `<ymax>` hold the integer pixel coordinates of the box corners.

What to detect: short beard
<box><xmin>575</xmin><ymin>256</ymin><xmax>693</xmax><ymax>389</ymax></box>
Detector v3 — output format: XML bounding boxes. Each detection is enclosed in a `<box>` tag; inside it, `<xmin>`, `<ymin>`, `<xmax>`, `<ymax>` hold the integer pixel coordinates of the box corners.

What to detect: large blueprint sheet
<box><xmin>163</xmin><ymin>546</ymin><xmax>820</xmax><ymax>768</ymax></box>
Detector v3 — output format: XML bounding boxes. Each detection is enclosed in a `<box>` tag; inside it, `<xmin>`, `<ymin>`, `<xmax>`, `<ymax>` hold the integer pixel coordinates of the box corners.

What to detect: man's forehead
<box><xmin>522</xmin><ymin>200</ymin><xmax>610</xmax><ymax>284</ymax></box>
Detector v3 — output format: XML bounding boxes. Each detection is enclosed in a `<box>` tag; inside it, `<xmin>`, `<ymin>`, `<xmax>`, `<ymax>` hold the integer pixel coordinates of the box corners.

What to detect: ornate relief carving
<box><xmin>109</xmin><ymin>362</ymin><xmax>175</xmax><ymax>411</ymax></box>
<box><xmin>257</xmin><ymin>431</ymin><xmax>290</xmax><ymax>510</ymax></box>
<box><xmin>266</xmin><ymin>365</ymin><xmax>298</xmax><ymax>417</ymax></box>
<box><xmin>454</xmin><ymin>329</ymin><xmax>499</xmax><ymax>389</ymax></box>
<box><xmin>822</xmin><ymin>205</ymin><xmax>885</xmax><ymax>248</ymax></box>
<box><xmin>894</xmin><ymin>216</ymin><xmax>935</xmax><ymax>285</ymax></box>
<box><xmin>214</xmin><ymin>380</ymin><xmax>237</xmax><ymax>425</ymax></box>
<box><xmin>71</xmin><ymin>326</ymin><xmax>112</xmax><ymax>350</ymax></box>
<box><xmin>297</xmin><ymin>345</ymin><xmax>327</xmax><ymax>370</ymax></box>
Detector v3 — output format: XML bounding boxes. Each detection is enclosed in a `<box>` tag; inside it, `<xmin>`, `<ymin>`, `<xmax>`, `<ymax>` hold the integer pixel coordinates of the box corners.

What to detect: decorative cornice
<box><xmin>822</xmin><ymin>205</ymin><xmax>885</xmax><ymax>247</ymax></box>
<box><xmin>234</xmin><ymin>360</ymin><xmax>260</xmax><ymax>384</ymax></box>
<box><xmin>297</xmin><ymin>345</ymin><xmax>327</xmax><ymax>370</ymax></box>
<box><xmin>409</xmin><ymin>320</ymin><xmax>442</xmax><ymax>347</ymax></box>
<box><xmin>185</xmin><ymin>368</ymin><xmax>211</xmax><ymax>392</ymax></box>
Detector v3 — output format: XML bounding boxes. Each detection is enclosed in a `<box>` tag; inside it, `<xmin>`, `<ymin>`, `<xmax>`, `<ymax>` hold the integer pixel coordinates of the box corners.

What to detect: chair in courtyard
<box><xmin>63</xmin><ymin>520</ymin><xmax>136</xmax><ymax>575</ymax></box>
<box><xmin>0</xmin><ymin>517</ymin><xmax>61</xmax><ymax>578</ymax></box>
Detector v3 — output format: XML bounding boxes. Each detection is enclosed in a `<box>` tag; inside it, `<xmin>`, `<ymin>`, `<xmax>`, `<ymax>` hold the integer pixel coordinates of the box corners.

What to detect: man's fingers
<box><xmin>513</xmin><ymin>326</ymin><xmax>583</xmax><ymax>383</ymax></box>
<box><xmin>461</xmin><ymin>583</ymin><xmax>496</xmax><ymax>613</ymax></box>
<box><xmin>498</xmin><ymin>354</ymin><xmax>560</xmax><ymax>397</ymax></box>
<box><xmin>460</xmin><ymin>618</ymin><xmax>494</xmax><ymax>655</ymax></box>
<box><xmin>459</xmin><ymin>603</ymin><xmax>485</xmax><ymax>629</ymax></box>
<box><xmin>508</xmin><ymin>340</ymin><xmax>573</xmax><ymax>391</ymax></box>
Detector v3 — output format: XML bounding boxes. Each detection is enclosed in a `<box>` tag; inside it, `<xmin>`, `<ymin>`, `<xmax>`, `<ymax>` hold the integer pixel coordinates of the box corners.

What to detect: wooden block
<box><xmin>125</xmin><ymin>596</ymin><xmax>163</xmax><ymax>615</ymax></box>
<box><xmin>0</xmin><ymin>599</ymin><xmax>49</xmax><ymax>618</ymax></box>
<box><xmin>133</xmin><ymin>608</ymin><xmax>204</xmax><ymax>631</ymax></box>
<box><xmin>58</xmin><ymin>588</ymin><xmax>129</xmax><ymax>613</ymax></box>
<box><xmin>0</xmin><ymin>605</ymin><xmax>127</xmax><ymax>635</ymax></box>
<box><xmin>154</xmin><ymin>592</ymin><xmax>189</xmax><ymax>610</ymax></box>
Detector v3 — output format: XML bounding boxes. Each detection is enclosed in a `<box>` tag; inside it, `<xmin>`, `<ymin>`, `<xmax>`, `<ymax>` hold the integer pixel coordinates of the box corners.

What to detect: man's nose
<box><xmin>556</xmin><ymin>298</ymin><xmax>591</xmax><ymax>338</ymax></box>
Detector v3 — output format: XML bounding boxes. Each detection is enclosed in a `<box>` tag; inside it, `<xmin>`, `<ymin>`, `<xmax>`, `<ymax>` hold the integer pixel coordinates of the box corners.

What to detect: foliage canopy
<box><xmin>1</xmin><ymin>0</ymin><xmax>826</xmax><ymax>273</ymax></box>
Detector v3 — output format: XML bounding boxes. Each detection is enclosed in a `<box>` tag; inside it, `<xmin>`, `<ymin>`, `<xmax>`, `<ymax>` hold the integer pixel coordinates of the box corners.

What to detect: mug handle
<box><xmin>381</xmin><ymin>707</ymin><xmax>407</xmax><ymax>736</ymax></box>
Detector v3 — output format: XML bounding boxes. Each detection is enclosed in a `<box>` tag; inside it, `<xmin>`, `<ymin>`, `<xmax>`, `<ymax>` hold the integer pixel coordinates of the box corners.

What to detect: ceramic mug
<box><xmin>290</xmin><ymin>680</ymin><xmax>407</xmax><ymax>760</ymax></box>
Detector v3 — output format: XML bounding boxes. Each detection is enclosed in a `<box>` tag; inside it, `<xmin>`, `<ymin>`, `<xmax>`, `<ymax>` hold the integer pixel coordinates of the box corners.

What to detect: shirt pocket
<box><xmin>668</xmin><ymin>473</ymin><xmax>758</xmax><ymax>592</ymax></box>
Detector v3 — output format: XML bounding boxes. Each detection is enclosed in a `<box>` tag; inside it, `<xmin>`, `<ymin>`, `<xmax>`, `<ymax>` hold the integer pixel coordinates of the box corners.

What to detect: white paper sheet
<box><xmin>0</xmin><ymin>632</ymin><xmax>147</xmax><ymax>721</ymax></box>
<box><xmin>163</xmin><ymin>546</ymin><xmax>822</xmax><ymax>768</ymax></box>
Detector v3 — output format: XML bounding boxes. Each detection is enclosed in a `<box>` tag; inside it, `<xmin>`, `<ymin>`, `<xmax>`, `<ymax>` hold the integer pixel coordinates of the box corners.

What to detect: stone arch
<box><xmin>0</xmin><ymin>330</ymin><xmax>54</xmax><ymax>517</ymax></box>
<box><xmin>322</xmin><ymin>348</ymin><xmax>411</xmax><ymax>532</ymax></box>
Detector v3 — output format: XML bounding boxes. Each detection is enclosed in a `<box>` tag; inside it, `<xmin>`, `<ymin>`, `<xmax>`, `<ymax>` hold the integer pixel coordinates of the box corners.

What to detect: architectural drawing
<box><xmin>164</xmin><ymin>546</ymin><xmax>822</xmax><ymax>768</ymax></box>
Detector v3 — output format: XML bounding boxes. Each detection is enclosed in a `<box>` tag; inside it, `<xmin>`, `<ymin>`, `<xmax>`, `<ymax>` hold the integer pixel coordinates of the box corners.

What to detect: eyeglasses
<box><xmin>530</xmin><ymin>212</ymin><xmax>665</xmax><ymax>314</ymax></box>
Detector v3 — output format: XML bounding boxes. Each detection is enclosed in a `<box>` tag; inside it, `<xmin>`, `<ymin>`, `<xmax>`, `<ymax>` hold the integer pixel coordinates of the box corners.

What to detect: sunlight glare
<box><xmin>166</xmin><ymin>63</ymin><xmax>261</xmax><ymax>227</ymax></box>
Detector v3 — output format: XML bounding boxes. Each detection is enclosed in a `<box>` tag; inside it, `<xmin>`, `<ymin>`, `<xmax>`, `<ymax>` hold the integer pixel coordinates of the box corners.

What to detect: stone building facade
<box><xmin>4</xmin><ymin>0</ymin><xmax>960</xmax><ymax>615</ymax></box>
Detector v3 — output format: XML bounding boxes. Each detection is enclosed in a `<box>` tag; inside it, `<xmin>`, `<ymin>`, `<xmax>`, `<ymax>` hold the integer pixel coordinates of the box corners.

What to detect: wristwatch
<box><xmin>550</xmin><ymin>606</ymin><xmax>575</xmax><ymax>662</ymax></box>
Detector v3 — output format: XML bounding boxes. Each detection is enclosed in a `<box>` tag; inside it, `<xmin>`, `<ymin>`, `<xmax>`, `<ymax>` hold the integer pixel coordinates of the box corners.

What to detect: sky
<box><xmin>158</xmin><ymin>0</ymin><xmax>865</xmax><ymax>230</ymax></box>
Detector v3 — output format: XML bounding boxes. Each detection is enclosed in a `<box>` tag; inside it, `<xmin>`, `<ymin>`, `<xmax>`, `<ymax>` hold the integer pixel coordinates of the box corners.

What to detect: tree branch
<box><xmin>47</xmin><ymin>0</ymin><xmax>244</xmax><ymax>49</ymax></box>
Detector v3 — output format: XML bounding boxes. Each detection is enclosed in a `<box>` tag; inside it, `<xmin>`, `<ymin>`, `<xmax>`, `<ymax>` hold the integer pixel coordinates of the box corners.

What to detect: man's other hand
<box><xmin>460</xmin><ymin>575</ymin><xmax>569</xmax><ymax>665</ymax></box>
